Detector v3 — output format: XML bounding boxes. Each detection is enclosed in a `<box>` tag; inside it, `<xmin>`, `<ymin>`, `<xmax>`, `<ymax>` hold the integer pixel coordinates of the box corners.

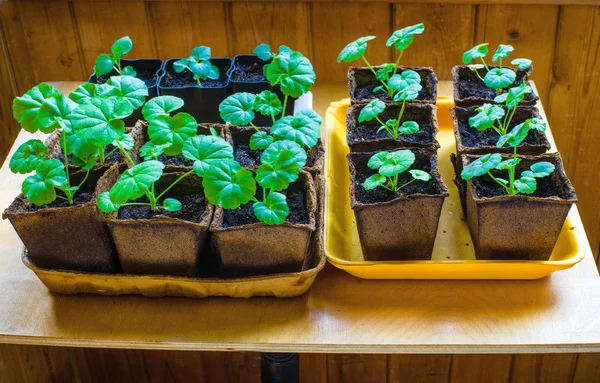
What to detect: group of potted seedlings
<box><xmin>3</xmin><ymin>37</ymin><xmax>323</xmax><ymax>278</ymax></box>
<box><xmin>340</xmin><ymin>25</ymin><xmax>576</xmax><ymax>261</ymax></box>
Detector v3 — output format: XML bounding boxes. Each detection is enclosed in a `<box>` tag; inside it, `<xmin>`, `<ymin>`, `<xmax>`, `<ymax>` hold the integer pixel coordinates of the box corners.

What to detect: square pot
<box><xmin>229</xmin><ymin>54</ymin><xmax>295</xmax><ymax>126</ymax></box>
<box><xmin>452</xmin><ymin>65</ymin><xmax>539</xmax><ymax>107</ymax></box>
<box><xmin>463</xmin><ymin>152</ymin><xmax>577</xmax><ymax>260</ymax></box>
<box><xmin>3</xmin><ymin>166</ymin><xmax>118</xmax><ymax>273</ymax></box>
<box><xmin>210</xmin><ymin>171</ymin><xmax>317</xmax><ymax>274</ymax></box>
<box><xmin>158</xmin><ymin>58</ymin><xmax>233</xmax><ymax>123</ymax></box>
<box><xmin>346</xmin><ymin>102</ymin><xmax>439</xmax><ymax>152</ymax></box>
<box><xmin>348</xmin><ymin>149</ymin><xmax>449</xmax><ymax>261</ymax></box>
<box><xmin>101</xmin><ymin>167</ymin><xmax>214</xmax><ymax>277</ymax></box>
<box><xmin>348</xmin><ymin>66</ymin><xmax>437</xmax><ymax>104</ymax></box>
<box><xmin>89</xmin><ymin>58</ymin><xmax>165</xmax><ymax>127</ymax></box>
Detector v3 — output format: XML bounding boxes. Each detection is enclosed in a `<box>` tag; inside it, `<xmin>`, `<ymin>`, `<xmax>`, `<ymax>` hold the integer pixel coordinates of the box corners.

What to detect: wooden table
<box><xmin>1</xmin><ymin>82</ymin><xmax>599</xmax><ymax>355</ymax></box>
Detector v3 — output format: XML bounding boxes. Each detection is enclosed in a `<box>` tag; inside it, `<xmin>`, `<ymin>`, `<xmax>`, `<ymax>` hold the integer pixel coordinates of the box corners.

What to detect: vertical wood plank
<box><xmin>450</xmin><ymin>354</ymin><xmax>512</xmax><ymax>383</ymax></box>
<box><xmin>300</xmin><ymin>353</ymin><xmax>327</xmax><ymax>383</ymax></box>
<box><xmin>388</xmin><ymin>354</ymin><xmax>451</xmax><ymax>383</ymax></box>
<box><xmin>79</xmin><ymin>348</ymin><xmax>151</xmax><ymax>382</ymax></box>
<box><xmin>226</xmin><ymin>2</ymin><xmax>310</xmax><ymax>56</ymax></box>
<box><xmin>147</xmin><ymin>2</ymin><xmax>229</xmax><ymax>59</ymax></box>
<box><xmin>510</xmin><ymin>354</ymin><xmax>577</xmax><ymax>383</ymax></box>
<box><xmin>547</xmin><ymin>6</ymin><xmax>600</xmax><ymax>264</ymax></box>
<box><xmin>392</xmin><ymin>4</ymin><xmax>476</xmax><ymax>81</ymax></box>
<box><xmin>327</xmin><ymin>354</ymin><xmax>387</xmax><ymax>383</ymax></box>
<box><xmin>202</xmin><ymin>352</ymin><xmax>261</xmax><ymax>383</ymax></box>
<box><xmin>0</xmin><ymin>12</ymin><xmax>19</xmax><ymax>165</ymax></box>
<box><xmin>573</xmin><ymin>353</ymin><xmax>600</xmax><ymax>383</ymax></box>
<box><xmin>475</xmin><ymin>5</ymin><xmax>559</xmax><ymax>106</ymax></box>
<box><xmin>311</xmin><ymin>3</ymin><xmax>392</xmax><ymax>83</ymax></box>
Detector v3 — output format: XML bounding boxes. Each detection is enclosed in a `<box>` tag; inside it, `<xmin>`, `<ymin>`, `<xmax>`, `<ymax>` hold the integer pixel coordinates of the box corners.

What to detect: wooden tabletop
<box><xmin>0</xmin><ymin>82</ymin><xmax>599</xmax><ymax>354</ymax></box>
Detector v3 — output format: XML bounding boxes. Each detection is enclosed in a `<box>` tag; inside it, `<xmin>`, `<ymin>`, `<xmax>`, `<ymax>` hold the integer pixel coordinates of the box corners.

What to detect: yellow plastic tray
<box><xmin>324</xmin><ymin>98</ymin><xmax>585</xmax><ymax>279</ymax></box>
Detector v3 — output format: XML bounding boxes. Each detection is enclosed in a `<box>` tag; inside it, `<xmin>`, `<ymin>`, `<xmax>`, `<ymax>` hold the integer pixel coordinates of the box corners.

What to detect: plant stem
<box><xmin>362</xmin><ymin>54</ymin><xmax>391</xmax><ymax>93</ymax></box>
<box><xmin>393</xmin><ymin>100</ymin><xmax>407</xmax><ymax>140</ymax></box>
<box><xmin>396</xmin><ymin>178</ymin><xmax>417</xmax><ymax>192</ymax></box>
<box><xmin>271</xmin><ymin>113</ymin><xmax>276</xmax><ymax>124</ymax></box>
<box><xmin>155</xmin><ymin>169</ymin><xmax>195</xmax><ymax>202</ymax></box>
<box><xmin>480</xmin><ymin>57</ymin><xmax>489</xmax><ymax>71</ymax></box>
<box><xmin>60</xmin><ymin>132</ymin><xmax>73</xmax><ymax>204</ymax></box>
<box><xmin>77</xmin><ymin>170</ymin><xmax>90</xmax><ymax>189</ymax></box>
<box><xmin>392</xmin><ymin>51</ymin><xmax>404</xmax><ymax>76</ymax></box>
<box><xmin>114</xmin><ymin>140</ymin><xmax>136</xmax><ymax>167</ymax></box>
<box><xmin>281</xmin><ymin>95</ymin><xmax>289</xmax><ymax>119</ymax></box>
<box><xmin>503</xmin><ymin>107</ymin><xmax>517</xmax><ymax>134</ymax></box>
<box><xmin>487</xmin><ymin>171</ymin><xmax>511</xmax><ymax>193</ymax></box>
<box><xmin>249</xmin><ymin>122</ymin><xmax>260</xmax><ymax>132</ymax></box>
<box><xmin>508</xmin><ymin>146</ymin><xmax>517</xmax><ymax>195</ymax></box>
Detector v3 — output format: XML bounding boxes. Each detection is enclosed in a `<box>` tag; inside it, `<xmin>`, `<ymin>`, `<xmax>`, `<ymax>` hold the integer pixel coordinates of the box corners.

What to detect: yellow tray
<box><xmin>324</xmin><ymin>98</ymin><xmax>585</xmax><ymax>279</ymax></box>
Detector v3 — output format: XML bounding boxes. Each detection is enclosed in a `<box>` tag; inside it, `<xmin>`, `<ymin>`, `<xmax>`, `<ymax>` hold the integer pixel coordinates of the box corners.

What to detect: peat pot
<box><xmin>102</xmin><ymin>167</ymin><xmax>214</xmax><ymax>277</ymax></box>
<box><xmin>158</xmin><ymin>58</ymin><xmax>232</xmax><ymax>123</ymax></box>
<box><xmin>452</xmin><ymin>65</ymin><xmax>539</xmax><ymax>107</ymax></box>
<box><xmin>346</xmin><ymin>102</ymin><xmax>439</xmax><ymax>152</ymax></box>
<box><xmin>348</xmin><ymin>149</ymin><xmax>449</xmax><ymax>261</ymax></box>
<box><xmin>210</xmin><ymin>171</ymin><xmax>317</xmax><ymax>275</ymax></box>
<box><xmin>89</xmin><ymin>58</ymin><xmax>165</xmax><ymax>127</ymax></box>
<box><xmin>348</xmin><ymin>66</ymin><xmax>437</xmax><ymax>104</ymax></box>
<box><xmin>463</xmin><ymin>152</ymin><xmax>577</xmax><ymax>260</ymax></box>
<box><xmin>3</xmin><ymin>167</ymin><xmax>118</xmax><ymax>273</ymax></box>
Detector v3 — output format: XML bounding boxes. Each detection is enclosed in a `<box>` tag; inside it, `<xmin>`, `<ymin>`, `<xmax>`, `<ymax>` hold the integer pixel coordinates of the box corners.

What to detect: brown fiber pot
<box><xmin>3</xmin><ymin>166</ymin><xmax>118</xmax><ymax>273</ymax></box>
<box><xmin>348</xmin><ymin>149</ymin><xmax>449</xmax><ymax>261</ymax></box>
<box><xmin>210</xmin><ymin>171</ymin><xmax>317</xmax><ymax>274</ymax></box>
<box><xmin>346</xmin><ymin>102</ymin><xmax>439</xmax><ymax>152</ymax></box>
<box><xmin>348</xmin><ymin>66</ymin><xmax>437</xmax><ymax>104</ymax></box>
<box><xmin>462</xmin><ymin>153</ymin><xmax>577</xmax><ymax>260</ymax></box>
<box><xmin>101</xmin><ymin>166</ymin><xmax>214</xmax><ymax>277</ymax></box>
<box><xmin>452</xmin><ymin>65</ymin><xmax>538</xmax><ymax>107</ymax></box>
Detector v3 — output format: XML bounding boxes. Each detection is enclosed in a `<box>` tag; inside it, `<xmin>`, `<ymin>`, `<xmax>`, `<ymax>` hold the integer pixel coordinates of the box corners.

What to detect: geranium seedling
<box><xmin>173</xmin><ymin>46</ymin><xmax>220</xmax><ymax>87</ymax></box>
<box><xmin>94</xmin><ymin>36</ymin><xmax>136</xmax><ymax>77</ymax></box>
<box><xmin>363</xmin><ymin>150</ymin><xmax>431</xmax><ymax>193</ymax></box>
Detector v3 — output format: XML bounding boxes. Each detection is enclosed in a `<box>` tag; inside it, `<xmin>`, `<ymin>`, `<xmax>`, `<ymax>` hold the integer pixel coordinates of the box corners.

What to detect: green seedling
<box><xmin>363</xmin><ymin>150</ymin><xmax>431</xmax><ymax>193</ymax></box>
<box><xmin>337</xmin><ymin>23</ymin><xmax>425</xmax><ymax>97</ymax></box>
<box><xmin>174</xmin><ymin>46</ymin><xmax>220</xmax><ymax>87</ymax></box>
<box><xmin>94</xmin><ymin>36</ymin><xmax>136</xmax><ymax>76</ymax></box>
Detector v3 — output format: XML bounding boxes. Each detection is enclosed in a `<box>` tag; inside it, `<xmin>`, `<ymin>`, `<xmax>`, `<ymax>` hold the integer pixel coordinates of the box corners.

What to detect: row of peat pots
<box><xmin>3</xmin><ymin>37</ymin><xmax>325</xmax><ymax>283</ymax></box>
<box><xmin>339</xmin><ymin>25</ymin><xmax>577</xmax><ymax>262</ymax></box>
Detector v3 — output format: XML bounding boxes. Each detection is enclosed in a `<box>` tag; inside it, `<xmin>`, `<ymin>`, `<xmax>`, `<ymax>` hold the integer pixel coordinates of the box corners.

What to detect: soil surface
<box><xmin>118</xmin><ymin>193</ymin><xmax>206</xmax><ymax>222</ymax></box>
<box><xmin>56</xmin><ymin>145</ymin><xmax>122</xmax><ymax>165</ymax></box>
<box><xmin>157</xmin><ymin>153</ymin><xmax>194</xmax><ymax>167</ymax></box>
<box><xmin>455</xmin><ymin>66</ymin><xmax>535</xmax><ymax>102</ymax></box>
<box><xmin>232</xmin><ymin>130</ymin><xmax>319</xmax><ymax>168</ymax></box>
<box><xmin>222</xmin><ymin>181</ymin><xmax>309</xmax><ymax>227</ymax></box>
<box><xmin>352</xmin><ymin>67</ymin><xmax>433</xmax><ymax>102</ymax></box>
<box><xmin>232</xmin><ymin>56</ymin><xmax>269</xmax><ymax>82</ymax></box>
<box><xmin>94</xmin><ymin>68</ymin><xmax>158</xmax><ymax>88</ymax></box>
<box><xmin>162</xmin><ymin>61</ymin><xmax>228</xmax><ymax>88</ymax></box>
<box><xmin>352</xmin><ymin>150</ymin><xmax>443</xmax><ymax>204</ymax></box>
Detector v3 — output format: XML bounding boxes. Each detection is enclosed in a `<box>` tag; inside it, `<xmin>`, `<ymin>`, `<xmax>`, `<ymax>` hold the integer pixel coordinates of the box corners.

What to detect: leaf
<box><xmin>142</xmin><ymin>96</ymin><xmax>184</xmax><ymax>122</ymax></box>
<box><xmin>106</xmin><ymin>75</ymin><xmax>149</xmax><ymax>110</ymax></box>
<box><xmin>496</xmin><ymin>158</ymin><xmax>521</xmax><ymax>170</ymax></box>
<box><xmin>372</xmin><ymin>85</ymin><xmax>384</xmax><ymax>94</ymax></box>
<box><xmin>279</xmin><ymin>45</ymin><xmax>292</xmax><ymax>56</ymax></box>
<box><xmin>337</xmin><ymin>36</ymin><xmax>375</xmax><ymax>63</ymax></box>
<box><xmin>409</xmin><ymin>169</ymin><xmax>431</xmax><ymax>181</ymax></box>
<box><xmin>13</xmin><ymin>83</ymin><xmax>60</xmax><ymax>133</ymax></box>
<box><xmin>109</xmin><ymin>160</ymin><xmax>164</xmax><ymax>204</ymax></box>
<box><xmin>484</xmin><ymin>67</ymin><xmax>516</xmax><ymax>90</ymax></box>
<box><xmin>219</xmin><ymin>93</ymin><xmax>256</xmax><ymax>126</ymax></box>
<box><xmin>71</xmin><ymin>98</ymin><xmax>126</xmax><ymax>147</ymax></box>
<box><xmin>139</xmin><ymin>141</ymin><xmax>165</xmax><ymax>160</ymax></box>
<box><xmin>254</xmin><ymin>90</ymin><xmax>283</xmax><ymax>116</ymax></box>
<box><xmin>173</xmin><ymin>59</ymin><xmax>189</xmax><ymax>73</ymax></box>
<box><xmin>189</xmin><ymin>60</ymin><xmax>212</xmax><ymax>79</ymax></box>
<box><xmin>393</xmin><ymin>83</ymin><xmax>422</xmax><ymax>101</ymax></box>
<box><xmin>497</xmin><ymin>121</ymin><xmax>531</xmax><ymax>148</ymax></box>
<box><xmin>254</xmin><ymin>43</ymin><xmax>272</xmax><ymax>61</ymax></box>
<box><xmin>95</xmin><ymin>54</ymin><xmax>114</xmax><ymax>76</ymax></box>
<box><xmin>296</xmin><ymin>109</ymin><xmax>322</xmax><ymax>127</ymax></box>
<box><xmin>379</xmin><ymin>150</ymin><xmax>415</xmax><ymax>177</ymax></box>
<box><xmin>492</xmin><ymin>44</ymin><xmax>514</xmax><ymax>62</ymax></box>
<box><xmin>148</xmin><ymin>112</ymin><xmax>198</xmax><ymax>156</ymax></box>
<box><xmin>22</xmin><ymin>159</ymin><xmax>67</xmax><ymax>206</ymax></box>
<box><xmin>528</xmin><ymin>118</ymin><xmax>547</xmax><ymax>132</ymax></box>
<box><xmin>111</xmin><ymin>36</ymin><xmax>132</xmax><ymax>59</ymax></box>
<box><xmin>192</xmin><ymin>46</ymin><xmax>211</xmax><ymax>61</ymax></box>
<box><xmin>397</xmin><ymin>121</ymin><xmax>419</xmax><ymax>135</ymax></box>
<box><xmin>375</xmin><ymin>64</ymin><xmax>394</xmax><ymax>81</ymax></box>
<box><xmin>113</xmin><ymin>133</ymin><xmax>134</xmax><ymax>151</ymax></box>
<box><xmin>253</xmin><ymin>192</ymin><xmax>289</xmax><ymax>225</ymax></box>
<box><xmin>71</xmin><ymin>152</ymin><xmax>98</xmax><ymax>170</ymax></box>
<box><xmin>271</xmin><ymin>114</ymin><xmax>320</xmax><ymax>149</ymax></box>
<box><xmin>462</xmin><ymin>43</ymin><xmax>489</xmax><ymax>64</ymax></box>
<box><xmin>468</xmin><ymin>64</ymin><xmax>484</xmax><ymax>71</ymax></box>
<box><xmin>203</xmin><ymin>160</ymin><xmax>256</xmax><ymax>210</ymax></box>
<box><xmin>515</xmin><ymin>176</ymin><xmax>537</xmax><ymax>194</ymax></box>
<box><xmin>526</xmin><ymin>162</ymin><xmax>555</xmax><ymax>178</ymax></box>
<box><xmin>9</xmin><ymin>139</ymin><xmax>48</xmax><ymax>174</ymax></box>
<box><xmin>469</xmin><ymin>103</ymin><xmax>505</xmax><ymax>131</ymax></box>
<box><xmin>388</xmin><ymin>70</ymin><xmax>421</xmax><ymax>91</ymax></box>
<box><xmin>97</xmin><ymin>192</ymin><xmax>121</xmax><ymax>212</ymax></box>
<box><xmin>37</xmin><ymin>94</ymin><xmax>77</xmax><ymax>133</ymax></box>
<box><xmin>461</xmin><ymin>153</ymin><xmax>502</xmax><ymax>180</ymax></box>
<box><xmin>511</xmin><ymin>58</ymin><xmax>532</xmax><ymax>70</ymax></box>
<box><xmin>257</xmin><ymin>140</ymin><xmax>306</xmax><ymax>190</ymax></box>
<box><xmin>367</xmin><ymin>152</ymin><xmax>389</xmax><ymax>170</ymax></box>
<box><xmin>363</xmin><ymin>174</ymin><xmax>386</xmax><ymax>190</ymax></box>
<box><xmin>386</xmin><ymin>23</ymin><xmax>424</xmax><ymax>51</ymax></box>
<box><xmin>163</xmin><ymin>198</ymin><xmax>182</xmax><ymax>212</ymax></box>
<box><xmin>249</xmin><ymin>131</ymin><xmax>274</xmax><ymax>150</ymax></box>
<box><xmin>69</xmin><ymin>83</ymin><xmax>119</xmax><ymax>105</ymax></box>
<box><xmin>358</xmin><ymin>99</ymin><xmax>385</xmax><ymax>123</ymax></box>
<box><xmin>66</xmin><ymin>130</ymin><xmax>98</xmax><ymax>159</ymax></box>
<box><xmin>494</xmin><ymin>93</ymin><xmax>508</xmax><ymax>104</ymax></box>
<box><xmin>182</xmin><ymin>135</ymin><xmax>234</xmax><ymax>177</ymax></box>
<box><xmin>207</xmin><ymin>65</ymin><xmax>220</xmax><ymax>80</ymax></box>
<box><xmin>122</xmin><ymin>66</ymin><xmax>137</xmax><ymax>77</ymax></box>
<box><xmin>505</xmin><ymin>83</ymin><xmax>532</xmax><ymax>109</ymax></box>
<box><xmin>266</xmin><ymin>51</ymin><xmax>315</xmax><ymax>98</ymax></box>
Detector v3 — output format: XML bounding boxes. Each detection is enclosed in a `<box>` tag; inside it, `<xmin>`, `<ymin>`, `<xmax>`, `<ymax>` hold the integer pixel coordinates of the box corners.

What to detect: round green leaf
<box><xmin>203</xmin><ymin>160</ymin><xmax>256</xmax><ymax>210</ymax></box>
<box><xmin>363</xmin><ymin>174</ymin><xmax>386</xmax><ymax>191</ymax></box>
<box><xmin>139</xmin><ymin>141</ymin><xmax>166</xmax><ymax>160</ymax></box>
<box><xmin>256</xmin><ymin>150</ymin><xmax>300</xmax><ymax>191</ymax></box>
<box><xmin>254</xmin><ymin>90</ymin><xmax>283</xmax><ymax>116</ymax></box>
<box><xmin>113</xmin><ymin>133</ymin><xmax>135</xmax><ymax>151</ymax></box>
<box><xmin>271</xmin><ymin>114</ymin><xmax>320</xmax><ymax>148</ymax></box>
<box><xmin>505</xmin><ymin>83</ymin><xmax>532</xmax><ymax>109</ymax></box>
<box><xmin>71</xmin><ymin>98</ymin><xmax>126</xmax><ymax>147</ymax></box>
<box><xmin>461</xmin><ymin>153</ymin><xmax>502</xmax><ymax>180</ymax></box>
<box><xmin>409</xmin><ymin>169</ymin><xmax>431</xmax><ymax>181</ymax></box>
<box><xmin>148</xmin><ymin>112</ymin><xmax>198</xmax><ymax>156</ymax></box>
<box><xmin>65</xmin><ymin>131</ymin><xmax>97</xmax><ymax>159</ymax></box>
<box><xmin>511</xmin><ymin>58</ymin><xmax>532</xmax><ymax>70</ymax></box>
<box><xmin>376</xmin><ymin>64</ymin><xmax>395</xmax><ymax>81</ymax></box>
<box><xmin>22</xmin><ymin>159</ymin><xmax>67</xmax><ymax>206</ymax></box>
<box><xmin>111</xmin><ymin>36</ymin><xmax>132</xmax><ymax>59</ymax></box>
<box><xmin>182</xmin><ymin>135</ymin><xmax>234</xmax><ymax>177</ymax></box>
<box><xmin>515</xmin><ymin>176</ymin><xmax>537</xmax><ymax>194</ymax></box>
<box><xmin>106</xmin><ymin>75</ymin><xmax>149</xmax><ymax>110</ymax></box>
<box><xmin>379</xmin><ymin>150</ymin><xmax>415</xmax><ymax>177</ymax></box>
<box><xmin>393</xmin><ymin>83</ymin><xmax>422</xmax><ymax>101</ymax></box>
<box><xmin>109</xmin><ymin>160</ymin><xmax>164</xmax><ymax>204</ymax></box>
<box><xmin>122</xmin><ymin>66</ymin><xmax>137</xmax><ymax>77</ymax></box>
<box><xmin>262</xmin><ymin>139</ymin><xmax>307</xmax><ymax>170</ymax></box>
<box><xmin>527</xmin><ymin>162</ymin><xmax>555</xmax><ymax>178</ymax></box>
<box><xmin>9</xmin><ymin>139</ymin><xmax>48</xmax><ymax>174</ymax></box>
<box><xmin>253</xmin><ymin>192</ymin><xmax>289</xmax><ymax>225</ymax></box>
<box><xmin>254</xmin><ymin>43</ymin><xmax>272</xmax><ymax>61</ymax></box>
<box><xmin>173</xmin><ymin>59</ymin><xmax>189</xmax><ymax>73</ymax></box>
<box><xmin>69</xmin><ymin>83</ymin><xmax>120</xmax><ymax>105</ymax></box>
<box><xmin>358</xmin><ymin>99</ymin><xmax>385</xmax><ymax>123</ymax></box>
<box><xmin>367</xmin><ymin>152</ymin><xmax>389</xmax><ymax>170</ymax></box>
<box><xmin>13</xmin><ymin>83</ymin><xmax>60</xmax><ymax>133</ymax></box>
<box><xmin>386</xmin><ymin>23</ymin><xmax>424</xmax><ymax>51</ymax></box>
<box><xmin>469</xmin><ymin>103</ymin><xmax>505</xmax><ymax>131</ymax></box>
<box><xmin>296</xmin><ymin>109</ymin><xmax>323</xmax><ymax>127</ymax></box>
<box><xmin>37</xmin><ymin>94</ymin><xmax>77</xmax><ymax>133</ymax></box>
<box><xmin>266</xmin><ymin>51</ymin><xmax>315</xmax><ymax>98</ymax></box>
<box><xmin>207</xmin><ymin>65</ymin><xmax>220</xmax><ymax>80</ymax></box>
<box><xmin>496</xmin><ymin>158</ymin><xmax>521</xmax><ymax>170</ymax></box>
<box><xmin>192</xmin><ymin>46</ymin><xmax>211</xmax><ymax>61</ymax></box>
<box><xmin>142</xmin><ymin>96</ymin><xmax>184</xmax><ymax>122</ymax></box>
<box><xmin>219</xmin><ymin>93</ymin><xmax>256</xmax><ymax>126</ymax></box>
<box><xmin>492</xmin><ymin>44</ymin><xmax>514</xmax><ymax>62</ymax></box>
<box><xmin>71</xmin><ymin>151</ymin><xmax>99</xmax><ymax>170</ymax></box>
<box><xmin>388</xmin><ymin>70</ymin><xmax>421</xmax><ymax>91</ymax></box>
<box><xmin>163</xmin><ymin>198</ymin><xmax>182</xmax><ymax>212</ymax></box>
<box><xmin>397</xmin><ymin>121</ymin><xmax>419</xmax><ymax>135</ymax></box>
<box><xmin>462</xmin><ymin>43</ymin><xmax>489</xmax><ymax>64</ymax></box>
<box><xmin>337</xmin><ymin>36</ymin><xmax>375</xmax><ymax>63</ymax></box>
<box><xmin>484</xmin><ymin>67</ymin><xmax>516</xmax><ymax>90</ymax></box>
<box><xmin>95</xmin><ymin>54</ymin><xmax>114</xmax><ymax>76</ymax></box>
<box><xmin>97</xmin><ymin>192</ymin><xmax>121</xmax><ymax>212</ymax></box>
<box><xmin>528</xmin><ymin>118</ymin><xmax>547</xmax><ymax>132</ymax></box>
<box><xmin>190</xmin><ymin>60</ymin><xmax>212</xmax><ymax>79</ymax></box>
<box><xmin>494</xmin><ymin>93</ymin><xmax>508</xmax><ymax>104</ymax></box>
<box><xmin>497</xmin><ymin>121</ymin><xmax>531</xmax><ymax>148</ymax></box>
<box><xmin>249</xmin><ymin>131</ymin><xmax>274</xmax><ymax>151</ymax></box>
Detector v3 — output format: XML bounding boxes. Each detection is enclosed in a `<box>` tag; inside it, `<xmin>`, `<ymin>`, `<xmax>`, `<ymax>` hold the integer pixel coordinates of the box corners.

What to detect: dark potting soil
<box><xmin>351</xmin><ymin>67</ymin><xmax>434</xmax><ymax>102</ymax></box>
<box><xmin>351</xmin><ymin>150</ymin><xmax>444</xmax><ymax>205</ymax></box>
<box><xmin>118</xmin><ymin>193</ymin><xmax>206</xmax><ymax>222</ymax></box>
<box><xmin>162</xmin><ymin>67</ymin><xmax>227</xmax><ymax>88</ymax></box>
<box><xmin>94</xmin><ymin>69</ymin><xmax>158</xmax><ymax>88</ymax></box>
<box><xmin>222</xmin><ymin>181</ymin><xmax>309</xmax><ymax>227</ymax></box>
<box><xmin>455</xmin><ymin>66</ymin><xmax>535</xmax><ymax>102</ymax></box>
<box><xmin>232</xmin><ymin>57</ymin><xmax>269</xmax><ymax>82</ymax></box>
<box><xmin>157</xmin><ymin>153</ymin><xmax>194</xmax><ymax>167</ymax></box>
<box><xmin>56</xmin><ymin>145</ymin><xmax>122</xmax><ymax>165</ymax></box>
<box><xmin>455</xmin><ymin>107</ymin><xmax>549</xmax><ymax>149</ymax></box>
<box><xmin>233</xmin><ymin>132</ymin><xmax>319</xmax><ymax>168</ymax></box>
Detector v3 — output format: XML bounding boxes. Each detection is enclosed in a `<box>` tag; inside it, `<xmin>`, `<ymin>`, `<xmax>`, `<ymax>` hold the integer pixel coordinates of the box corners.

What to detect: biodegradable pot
<box><xmin>452</xmin><ymin>65</ymin><xmax>539</xmax><ymax>107</ymax></box>
<box><xmin>89</xmin><ymin>58</ymin><xmax>165</xmax><ymax>127</ymax></box>
<box><xmin>348</xmin><ymin>149</ymin><xmax>449</xmax><ymax>261</ymax></box>
<box><xmin>102</xmin><ymin>167</ymin><xmax>214</xmax><ymax>277</ymax></box>
<box><xmin>463</xmin><ymin>153</ymin><xmax>577</xmax><ymax>261</ymax></box>
<box><xmin>3</xmin><ymin>167</ymin><xmax>118</xmax><ymax>273</ymax></box>
<box><xmin>210</xmin><ymin>171</ymin><xmax>317</xmax><ymax>274</ymax></box>
<box><xmin>229</xmin><ymin>54</ymin><xmax>295</xmax><ymax>126</ymax></box>
<box><xmin>348</xmin><ymin>66</ymin><xmax>437</xmax><ymax>104</ymax></box>
<box><xmin>158</xmin><ymin>58</ymin><xmax>232</xmax><ymax>122</ymax></box>
<box><xmin>227</xmin><ymin>125</ymin><xmax>324</xmax><ymax>175</ymax></box>
<box><xmin>346</xmin><ymin>102</ymin><xmax>439</xmax><ymax>152</ymax></box>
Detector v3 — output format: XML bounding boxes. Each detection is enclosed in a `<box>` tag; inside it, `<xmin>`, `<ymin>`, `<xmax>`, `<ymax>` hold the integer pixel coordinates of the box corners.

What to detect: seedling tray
<box><xmin>324</xmin><ymin>97</ymin><xmax>585</xmax><ymax>279</ymax></box>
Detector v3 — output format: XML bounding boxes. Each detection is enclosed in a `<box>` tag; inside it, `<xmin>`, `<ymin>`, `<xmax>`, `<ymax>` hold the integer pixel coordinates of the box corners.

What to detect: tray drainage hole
<box><xmin>442</xmin><ymin>230</ymin><xmax>447</xmax><ymax>234</ymax></box>
<box><xmin>446</xmin><ymin>256</ymin><xmax>450</xmax><ymax>259</ymax></box>
<box><xmin>570</xmin><ymin>226</ymin><xmax>576</xmax><ymax>230</ymax></box>
<box><xmin>465</xmin><ymin>243</ymin><xmax>470</xmax><ymax>246</ymax></box>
